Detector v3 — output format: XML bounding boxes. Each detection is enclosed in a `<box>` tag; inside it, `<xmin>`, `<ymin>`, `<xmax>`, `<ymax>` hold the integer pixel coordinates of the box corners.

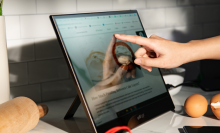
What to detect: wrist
<box><xmin>180</xmin><ymin>40</ymin><xmax>201</xmax><ymax>64</ymax></box>
<box><xmin>184</xmin><ymin>39</ymin><xmax>214</xmax><ymax>63</ymax></box>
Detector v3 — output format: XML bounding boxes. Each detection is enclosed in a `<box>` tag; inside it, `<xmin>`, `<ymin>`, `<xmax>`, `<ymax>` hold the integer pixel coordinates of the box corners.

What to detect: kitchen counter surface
<box><xmin>29</xmin><ymin>86</ymin><xmax>220</xmax><ymax>133</ymax></box>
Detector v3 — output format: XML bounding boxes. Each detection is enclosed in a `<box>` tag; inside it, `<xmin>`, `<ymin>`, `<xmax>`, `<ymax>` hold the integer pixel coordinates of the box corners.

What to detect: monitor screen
<box><xmin>52</xmin><ymin>11</ymin><xmax>169</xmax><ymax>128</ymax></box>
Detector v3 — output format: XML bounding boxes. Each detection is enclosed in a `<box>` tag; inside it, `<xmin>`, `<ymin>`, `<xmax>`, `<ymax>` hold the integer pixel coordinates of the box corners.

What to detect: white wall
<box><xmin>3</xmin><ymin>0</ymin><xmax>220</xmax><ymax>103</ymax></box>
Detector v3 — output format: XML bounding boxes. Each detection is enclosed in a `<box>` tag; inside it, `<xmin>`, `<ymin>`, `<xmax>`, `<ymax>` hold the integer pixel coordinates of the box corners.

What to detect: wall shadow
<box><xmin>8</xmin><ymin>38</ymin><xmax>76</xmax><ymax>103</ymax></box>
<box><xmin>169</xmin><ymin>1</ymin><xmax>220</xmax><ymax>90</ymax></box>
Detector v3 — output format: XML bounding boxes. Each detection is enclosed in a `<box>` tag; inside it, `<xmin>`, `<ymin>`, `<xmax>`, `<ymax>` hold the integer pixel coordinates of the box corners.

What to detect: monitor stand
<box><xmin>64</xmin><ymin>95</ymin><xmax>81</xmax><ymax>119</ymax></box>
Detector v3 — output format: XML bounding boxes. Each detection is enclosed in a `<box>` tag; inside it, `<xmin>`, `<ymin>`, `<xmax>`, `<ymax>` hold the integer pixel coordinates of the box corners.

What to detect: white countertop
<box><xmin>29</xmin><ymin>86</ymin><xmax>220</xmax><ymax>133</ymax></box>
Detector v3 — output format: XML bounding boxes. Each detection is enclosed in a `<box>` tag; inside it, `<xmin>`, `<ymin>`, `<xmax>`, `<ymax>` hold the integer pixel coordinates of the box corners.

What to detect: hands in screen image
<box><xmin>115</xmin><ymin>34</ymin><xmax>220</xmax><ymax>72</ymax></box>
<box><xmin>95</xmin><ymin>35</ymin><xmax>136</xmax><ymax>91</ymax></box>
<box><xmin>85</xmin><ymin>35</ymin><xmax>137</xmax><ymax>119</ymax></box>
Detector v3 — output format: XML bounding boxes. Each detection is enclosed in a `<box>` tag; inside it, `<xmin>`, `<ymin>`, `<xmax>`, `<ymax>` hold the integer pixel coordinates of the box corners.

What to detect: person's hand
<box><xmin>115</xmin><ymin>34</ymin><xmax>188</xmax><ymax>72</ymax></box>
<box><xmin>102</xmin><ymin>35</ymin><xmax>119</xmax><ymax>80</ymax></box>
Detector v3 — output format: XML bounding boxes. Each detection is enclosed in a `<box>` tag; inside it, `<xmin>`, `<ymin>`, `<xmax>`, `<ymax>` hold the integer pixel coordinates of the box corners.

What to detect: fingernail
<box><xmin>115</xmin><ymin>34</ymin><xmax>120</xmax><ymax>37</ymax></box>
<box><xmin>147</xmin><ymin>68</ymin><xmax>152</xmax><ymax>72</ymax></box>
<box><xmin>134</xmin><ymin>59</ymin><xmax>141</xmax><ymax>65</ymax></box>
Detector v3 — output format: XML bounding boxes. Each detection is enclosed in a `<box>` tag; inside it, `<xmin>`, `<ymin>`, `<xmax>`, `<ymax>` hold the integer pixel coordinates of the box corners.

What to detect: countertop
<box><xmin>29</xmin><ymin>86</ymin><xmax>220</xmax><ymax>133</ymax></box>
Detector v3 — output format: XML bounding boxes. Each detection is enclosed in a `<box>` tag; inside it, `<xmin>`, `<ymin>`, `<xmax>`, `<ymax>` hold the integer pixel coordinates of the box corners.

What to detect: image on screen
<box><xmin>53</xmin><ymin>12</ymin><xmax>168</xmax><ymax>127</ymax></box>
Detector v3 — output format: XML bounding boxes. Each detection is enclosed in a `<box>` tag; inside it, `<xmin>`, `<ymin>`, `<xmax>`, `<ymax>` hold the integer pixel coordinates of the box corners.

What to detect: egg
<box><xmin>184</xmin><ymin>94</ymin><xmax>208</xmax><ymax>118</ymax></box>
<box><xmin>210</xmin><ymin>93</ymin><xmax>220</xmax><ymax>120</ymax></box>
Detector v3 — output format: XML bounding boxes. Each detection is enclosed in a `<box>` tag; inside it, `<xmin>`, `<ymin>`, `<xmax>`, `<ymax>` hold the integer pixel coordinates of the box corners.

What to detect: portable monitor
<box><xmin>50</xmin><ymin>10</ymin><xmax>175</xmax><ymax>133</ymax></box>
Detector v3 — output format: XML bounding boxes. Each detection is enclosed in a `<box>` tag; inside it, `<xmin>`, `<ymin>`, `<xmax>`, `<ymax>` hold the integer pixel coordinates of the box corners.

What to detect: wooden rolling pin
<box><xmin>0</xmin><ymin>97</ymin><xmax>48</xmax><ymax>133</ymax></box>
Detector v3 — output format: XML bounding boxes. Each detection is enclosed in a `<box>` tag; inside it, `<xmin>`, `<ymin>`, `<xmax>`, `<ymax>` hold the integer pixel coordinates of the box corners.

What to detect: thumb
<box><xmin>106</xmin><ymin>35</ymin><xmax>116</xmax><ymax>55</ymax></box>
<box><xmin>134</xmin><ymin>57</ymin><xmax>162</xmax><ymax>68</ymax></box>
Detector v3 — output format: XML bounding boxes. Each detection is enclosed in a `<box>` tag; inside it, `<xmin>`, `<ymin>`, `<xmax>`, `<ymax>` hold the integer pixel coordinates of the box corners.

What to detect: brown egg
<box><xmin>190</xmin><ymin>126</ymin><xmax>203</xmax><ymax>129</ymax></box>
<box><xmin>184</xmin><ymin>94</ymin><xmax>208</xmax><ymax>118</ymax></box>
<box><xmin>210</xmin><ymin>93</ymin><xmax>220</xmax><ymax>120</ymax></box>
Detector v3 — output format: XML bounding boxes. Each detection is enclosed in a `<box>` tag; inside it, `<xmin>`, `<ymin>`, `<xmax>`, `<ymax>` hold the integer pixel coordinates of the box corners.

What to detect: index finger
<box><xmin>115</xmin><ymin>34</ymin><xmax>154</xmax><ymax>49</ymax></box>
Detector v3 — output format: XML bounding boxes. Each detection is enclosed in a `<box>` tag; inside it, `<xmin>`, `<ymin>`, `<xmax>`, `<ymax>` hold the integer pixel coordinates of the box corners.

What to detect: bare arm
<box><xmin>186</xmin><ymin>36</ymin><xmax>220</xmax><ymax>61</ymax></box>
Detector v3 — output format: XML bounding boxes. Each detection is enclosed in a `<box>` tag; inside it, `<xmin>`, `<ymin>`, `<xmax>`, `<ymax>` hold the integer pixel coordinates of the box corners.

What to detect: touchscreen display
<box><xmin>53</xmin><ymin>11</ymin><xmax>168</xmax><ymax>127</ymax></box>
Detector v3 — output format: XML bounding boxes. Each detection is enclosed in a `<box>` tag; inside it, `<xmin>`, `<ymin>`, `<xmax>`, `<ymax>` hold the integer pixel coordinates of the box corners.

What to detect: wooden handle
<box><xmin>38</xmin><ymin>104</ymin><xmax>49</xmax><ymax>118</ymax></box>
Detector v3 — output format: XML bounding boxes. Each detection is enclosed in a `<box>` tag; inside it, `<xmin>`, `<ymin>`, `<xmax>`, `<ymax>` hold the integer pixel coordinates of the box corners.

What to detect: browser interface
<box><xmin>54</xmin><ymin>12</ymin><xmax>167</xmax><ymax>127</ymax></box>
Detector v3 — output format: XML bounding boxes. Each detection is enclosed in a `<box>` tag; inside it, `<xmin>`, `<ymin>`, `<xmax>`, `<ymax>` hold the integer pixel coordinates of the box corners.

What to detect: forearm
<box><xmin>184</xmin><ymin>36</ymin><xmax>220</xmax><ymax>63</ymax></box>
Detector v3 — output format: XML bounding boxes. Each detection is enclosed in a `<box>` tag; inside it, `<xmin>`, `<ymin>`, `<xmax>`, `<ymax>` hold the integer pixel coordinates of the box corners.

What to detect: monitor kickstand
<box><xmin>64</xmin><ymin>95</ymin><xmax>81</xmax><ymax>119</ymax></box>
